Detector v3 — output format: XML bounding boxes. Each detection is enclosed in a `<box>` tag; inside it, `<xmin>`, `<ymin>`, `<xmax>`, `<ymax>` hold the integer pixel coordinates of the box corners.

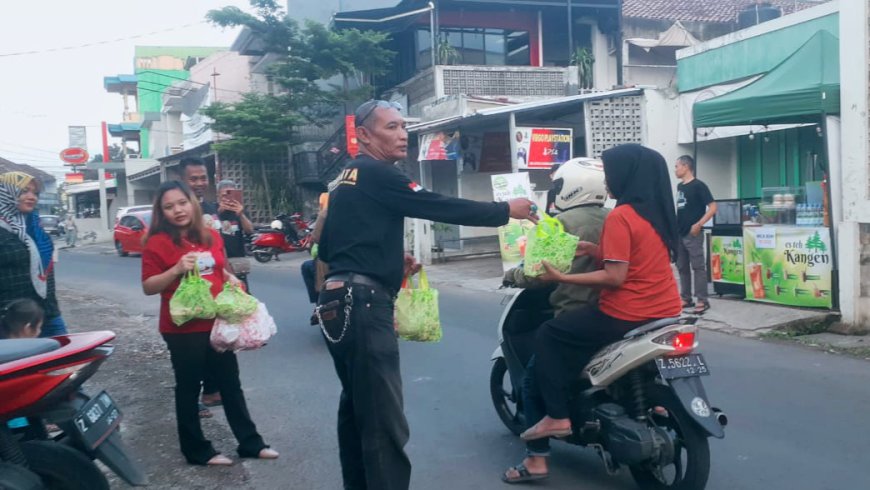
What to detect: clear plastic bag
<box><xmin>395</xmin><ymin>268</ymin><xmax>442</xmax><ymax>342</ymax></box>
<box><xmin>523</xmin><ymin>215</ymin><xmax>580</xmax><ymax>277</ymax></box>
<box><xmin>210</xmin><ymin>301</ymin><xmax>277</xmax><ymax>353</ymax></box>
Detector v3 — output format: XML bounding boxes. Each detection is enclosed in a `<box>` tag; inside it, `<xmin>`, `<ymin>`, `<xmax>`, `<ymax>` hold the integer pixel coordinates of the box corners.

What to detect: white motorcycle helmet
<box><xmin>553</xmin><ymin>158</ymin><xmax>608</xmax><ymax>212</ymax></box>
<box><xmin>270</xmin><ymin>219</ymin><xmax>284</xmax><ymax>230</ymax></box>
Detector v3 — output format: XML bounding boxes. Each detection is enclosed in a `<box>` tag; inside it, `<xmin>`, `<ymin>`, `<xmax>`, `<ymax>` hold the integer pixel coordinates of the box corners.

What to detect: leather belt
<box><xmin>325</xmin><ymin>273</ymin><xmax>388</xmax><ymax>292</ymax></box>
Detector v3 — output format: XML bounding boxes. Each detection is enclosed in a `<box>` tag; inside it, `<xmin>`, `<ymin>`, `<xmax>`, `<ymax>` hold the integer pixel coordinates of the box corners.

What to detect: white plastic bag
<box><xmin>210</xmin><ymin>301</ymin><xmax>277</xmax><ymax>353</ymax></box>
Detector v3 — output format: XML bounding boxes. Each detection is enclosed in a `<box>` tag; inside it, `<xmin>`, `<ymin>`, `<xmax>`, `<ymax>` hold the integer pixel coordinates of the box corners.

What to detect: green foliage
<box><xmin>570</xmin><ymin>47</ymin><xmax>595</xmax><ymax>90</ymax></box>
<box><xmin>90</xmin><ymin>144</ymin><xmax>124</xmax><ymax>163</ymax></box>
<box><xmin>436</xmin><ymin>39</ymin><xmax>461</xmax><ymax>65</ymax></box>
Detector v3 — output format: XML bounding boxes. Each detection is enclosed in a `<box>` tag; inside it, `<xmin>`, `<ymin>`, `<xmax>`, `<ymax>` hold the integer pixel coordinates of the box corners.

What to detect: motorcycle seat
<box><xmin>623</xmin><ymin>317</ymin><xmax>682</xmax><ymax>339</ymax></box>
<box><xmin>0</xmin><ymin>338</ymin><xmax>62</xmax><ymax>364</ymax></box>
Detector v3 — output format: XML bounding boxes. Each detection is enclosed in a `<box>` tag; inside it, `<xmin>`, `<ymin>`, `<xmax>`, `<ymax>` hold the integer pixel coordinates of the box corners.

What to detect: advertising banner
<box><xmin>345</xmin><ymin>115</ymin><xmax>359</xmax><ymax>158</ymax></box>
<box><xmin>710</xmin><ymin>236</ymin><xmax>744</xmax><ymax>285</ymax></box>
<box><xmin>513</xmin><ymin>127</ymin><xmax>572</xmax><ymax>169</ymax></box>
<box><xmin>491</xmin><ymin>173</ymin><xmax>535</xmax><ymax>272</ymax></box>
<box><xmin>418</xmin><ymin>131</ymin><xmax>460</xmax><ymax>161</ymax></box>
<box><xmin>743</xmin><ymin>226</ymin><xmax>833</xmax><ymax>308</ymax></box>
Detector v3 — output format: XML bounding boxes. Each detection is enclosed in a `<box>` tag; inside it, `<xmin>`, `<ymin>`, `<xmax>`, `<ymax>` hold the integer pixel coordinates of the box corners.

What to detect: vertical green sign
<box><xmin>710</xmin><ymin>236</ymin><xmax>745</xmax><ymax>285</ymax></box>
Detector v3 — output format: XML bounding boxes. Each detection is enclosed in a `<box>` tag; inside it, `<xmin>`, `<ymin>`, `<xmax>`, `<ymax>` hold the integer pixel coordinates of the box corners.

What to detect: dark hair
<box><xmin>178</xmin><ymin>157</ymin><xmax>207</xmax><ymax>176</ymax></box>
<box><xmin>145</xmin><ymin>181</ymin><xmax>212</xmax><ymax>247</ymax></box>
<box><xmin>0</xmin><ymin>299</ymin><xmax>44</xmax><ymax>339</ymax></box>
<box><xmin>677</xmin><ymin>155</ymin><xmax>695</xmax><ymax>173</ymax></box>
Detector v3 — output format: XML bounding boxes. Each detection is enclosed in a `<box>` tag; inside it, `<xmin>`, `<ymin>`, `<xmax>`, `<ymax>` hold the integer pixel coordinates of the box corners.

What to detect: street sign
<box><xmin>60</xmin><ymin>147</ymin><xmax>90</xmax><ymax>165</ymax></box>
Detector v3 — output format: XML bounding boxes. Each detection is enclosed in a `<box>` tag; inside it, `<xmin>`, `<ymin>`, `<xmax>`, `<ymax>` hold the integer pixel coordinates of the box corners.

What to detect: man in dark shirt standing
<box><xmin>318</xmin><ymin>100</ymin><xmax>536</xmax><ymax>490</ymax></box>
<box><xmin>674</xmin><ymin>155</ymin><xmax>717</xmax><ymax>314</ymax></box>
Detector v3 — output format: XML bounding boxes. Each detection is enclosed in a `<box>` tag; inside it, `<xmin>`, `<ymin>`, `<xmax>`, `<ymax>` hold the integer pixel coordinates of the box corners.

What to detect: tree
<box><xmin>806</xmin><ymin>231</ymin><xmax>827</xmax><ymax>252</ymax></box>
<box><xmin>205</xmin><ymin>0</ymin><xmax>395</xmax><ymax>212</ymax></box>
<box><xmin>89</xmin><ymin>144</ymin><xmax>124</xmax><ymax>163</ymax></box>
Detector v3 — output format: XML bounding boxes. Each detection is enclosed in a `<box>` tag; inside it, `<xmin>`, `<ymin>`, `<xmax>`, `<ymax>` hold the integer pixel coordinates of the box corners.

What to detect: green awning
<box><xmin>693</xmin><ymin>30</ymin><xmax>840</xmax><ymax>128</ymax></box>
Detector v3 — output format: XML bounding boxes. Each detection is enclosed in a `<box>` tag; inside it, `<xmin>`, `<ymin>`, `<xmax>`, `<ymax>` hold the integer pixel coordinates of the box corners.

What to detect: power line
<box><xmin>0</xmin><ymin>140</ymin><xmax>61</xmax><ymax>156</ymax></box>
<box><xmin>0</xmin><ymin>22</ymin><xmax>209</xmax><ymax>58</ymax></box>
<box><xmin>136</xmin><ymin>71</ymin><xmax>248</xmax><ymax>95</ymax></box>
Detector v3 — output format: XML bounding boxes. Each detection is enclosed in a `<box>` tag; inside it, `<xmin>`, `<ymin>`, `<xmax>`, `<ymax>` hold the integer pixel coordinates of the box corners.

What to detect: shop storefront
<box><xmin>692</xmin><ymin>30</ymin><xmax>839</xmax><ymax>310</ymax></box>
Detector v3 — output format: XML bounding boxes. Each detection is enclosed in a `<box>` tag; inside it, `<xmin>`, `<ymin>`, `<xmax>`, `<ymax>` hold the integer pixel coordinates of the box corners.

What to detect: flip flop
<box><xmin>198</xmin><ymin>403</ymin><xmax>213</xmax><ymax>418</ymax></box>
<box><xmin>693</xmin><ymin>302</ymin><xmax>711</xmax><ymax>315</ymax></box>
<box><xmin>520</xmin><ymin>426</ymin><xmax>572</xmax><ymax>441</ymax></box>
<box><xmin>502</xmin><ymin>464</ymin><xmax>548</xmax><ymax>484</ymax></box>
<box><xmin>201</xmin><ymin>397</ymin><xmax>223</xmax><ymax>408</ymax></box>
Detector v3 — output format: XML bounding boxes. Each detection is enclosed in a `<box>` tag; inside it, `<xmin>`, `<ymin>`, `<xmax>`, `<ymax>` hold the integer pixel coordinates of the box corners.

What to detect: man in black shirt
<box><xmin>318</xmin><ymin>100</ymin><xmax>536</xmax><ymax>490</ymax></box>
<box><xmin>674</xmin><ymin>155</ymin><xmax>717</xmax><ymax>314</ymax></box>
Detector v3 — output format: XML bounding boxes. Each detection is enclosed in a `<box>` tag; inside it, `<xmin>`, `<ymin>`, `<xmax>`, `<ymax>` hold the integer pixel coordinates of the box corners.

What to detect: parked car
<box><xmin>39</xmin><ymin>215</ymin><xmax>63</xmax><ymax>236</ymax></box>
<box><xmin>113</xmin><ymin>211</ymin><xmax>151</xmax><ymax>256</ymax></box>
<box><xmin>114</xmin><ymin>205</ymin><xmax>152</xmax><ymax>225</ymax></box>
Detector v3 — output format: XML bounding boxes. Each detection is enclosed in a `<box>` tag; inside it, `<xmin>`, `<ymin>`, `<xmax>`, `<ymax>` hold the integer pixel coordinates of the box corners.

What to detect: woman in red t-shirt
<box><xmin>504</xmin><ymin>145</ymin><xmax>681</xmax><ymax>482</ymax></box>
<box><xmin>141</xmin><ymin>181</ymin><xmax>277</xmax><ymax>466</ymax></box>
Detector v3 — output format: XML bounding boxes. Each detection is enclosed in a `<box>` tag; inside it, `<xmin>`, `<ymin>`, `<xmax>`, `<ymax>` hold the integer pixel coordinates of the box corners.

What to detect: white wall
<box><xmin>837</xmin><ymin>0</ymin><xmax>870</xmax><ymax>326</ymax></box>
<box><xmin>690</xmin><ymin>139</ymin><xmax>737</xmax><ymax>200</ymax></box>
<box><xmin>190</xmin><ymin>51</ymin><xmax>251</xmax><ymax>104</ymax></box>
<box><xmin>458</xmin><ymin>168</ymin><xmax>497</xmax><ymax>239</ymax></box>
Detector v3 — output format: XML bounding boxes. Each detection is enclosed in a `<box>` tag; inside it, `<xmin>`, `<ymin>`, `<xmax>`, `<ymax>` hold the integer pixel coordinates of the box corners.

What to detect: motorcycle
<box><xmin>0</xmin><ymin>332</ymin><xmax>148</xmax><ymax>489</ymax></box>
<box><xmin>491</xmin><ymin>287</ymin><xmax>725</xmax><ymax>489</ymax></box>
<box><xmin>250</xmin><ymin>213</ymin><xmax>314</xmax><ymax>263</ymax></box>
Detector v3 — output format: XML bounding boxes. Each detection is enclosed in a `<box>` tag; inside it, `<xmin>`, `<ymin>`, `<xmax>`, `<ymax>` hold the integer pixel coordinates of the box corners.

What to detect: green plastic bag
<box><xmin>395</xmin><ymin>268</ymin><xmax>442</xmax><ymax>342</ymax></box>
<box><xmin>523</xmin><ymin>214</ymin><xmax>580</xmax><ymax>277</ymax></box>
<box><xmin>169</xmin><ymin>265</ymin><xmax>217</xmax><ymax>326</ymax></box>
<box><xmin>215</xmin><ymin>282</ymin><xmax>258</xmax><ymax>323</ymax></box>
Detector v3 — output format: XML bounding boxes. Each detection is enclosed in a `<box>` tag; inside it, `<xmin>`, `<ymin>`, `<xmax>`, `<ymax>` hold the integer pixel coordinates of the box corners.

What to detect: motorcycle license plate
<box><xmin>73</xmin><ymin>391</ymin><xmax>122</xmax><ymax>450</ymax></box>
<box><xmin>656</xmin><ymin>354</ymin><xmax>710</xmax><ymax>380</ymax></box>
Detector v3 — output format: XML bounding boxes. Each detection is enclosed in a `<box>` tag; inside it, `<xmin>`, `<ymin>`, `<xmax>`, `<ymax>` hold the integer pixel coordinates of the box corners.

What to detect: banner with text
<box><xmin>514</xmin><ymin>127</ymin><xmax>572</xmax><ymax>170</ymax></box>
<box><xmin>491</xmin><ymin>173</ymin><xmax>535</xmax><ymax>272</ymax></box>
<box><xmin>710</xmin><ymin>235</ymin><xmax>745</xmax><ymax>285</ymax></box>
<box><xmin>743</xmin><ymin>226</ymin><xmax>833</xmax><ymax>308</ymax></box>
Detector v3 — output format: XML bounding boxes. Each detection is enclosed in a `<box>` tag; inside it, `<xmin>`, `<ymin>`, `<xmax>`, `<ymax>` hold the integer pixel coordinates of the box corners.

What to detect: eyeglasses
<box><xmin>354</xmin><ymin>100</ymin><xmax>403</xmax><ymax>127</ymax></box>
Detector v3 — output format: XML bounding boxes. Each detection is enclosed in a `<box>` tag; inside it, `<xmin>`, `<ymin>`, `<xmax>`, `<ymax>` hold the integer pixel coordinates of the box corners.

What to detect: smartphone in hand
<box><xmin>222</xmin><ymin>189</ymin><xmax>243</xmax><ymax>204</ymax></box>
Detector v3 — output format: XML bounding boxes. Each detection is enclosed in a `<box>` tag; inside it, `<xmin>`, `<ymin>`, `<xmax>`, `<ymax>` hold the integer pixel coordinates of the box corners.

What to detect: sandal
<box><xmin>206</xmin><ymin>454</ymin><xmax>233</xmax><ymax>466</ymax></box>
<box><xmin>201</xmin><ymin>394</ymin><xmax>223</xmax><ymax>407</ymax></box>
<box><xmin>502</xmin><ymin>464</ymin><xmax>549</xmax><ymax>484</ymax></box>
<box><xmin>692</xmin><ymin>302</ymin><xmax>710</xmax><ymax>315</ymax></box>
<box><xmin>520</xmin><ymin>425</ymin><xmax>572</xmax><ymax>441</ymax></box>
<box><xmin>682</xmin><ymin>300</ymin><xmax>694</xmax><ymax>309</ymax></box>
<box><xmin>239</xmin><ymin>446</ymin><xmax>279</xmax><ymax>459</ymax></box>
<box><xmin>198</xmin><ymin>403</ymin><xmax>213</xmax><ymax>418</ymax></box>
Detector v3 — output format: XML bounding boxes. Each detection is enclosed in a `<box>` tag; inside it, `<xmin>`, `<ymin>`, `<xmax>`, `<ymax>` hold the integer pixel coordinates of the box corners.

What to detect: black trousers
<box><xmin>533</xmin><ymin>306</ymin><xmax>650</xmax><ymax>419</ymax></box>
<box><xmin>162</xmin><ymin>332</ymin><xmax>267</xmax><ymax>464</ymax></box>
<box><xmin>318</xmin><ymin>284</ymin><xmax>411</xmax><ymax>490</ymax></box>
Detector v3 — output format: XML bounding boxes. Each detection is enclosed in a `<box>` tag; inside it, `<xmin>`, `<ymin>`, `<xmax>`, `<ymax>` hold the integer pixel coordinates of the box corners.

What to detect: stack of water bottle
<box><xmin>796</xmin><ymin>203</ymin><xmax>824</xmax><ymax>226</ymax></box>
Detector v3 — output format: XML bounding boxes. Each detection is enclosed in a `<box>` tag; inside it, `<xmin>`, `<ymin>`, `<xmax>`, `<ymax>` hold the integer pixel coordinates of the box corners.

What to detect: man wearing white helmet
<box><xmin>502</xmin><ymin>158</ymin><xmax>609</xmax><ymax>483</ymax></box>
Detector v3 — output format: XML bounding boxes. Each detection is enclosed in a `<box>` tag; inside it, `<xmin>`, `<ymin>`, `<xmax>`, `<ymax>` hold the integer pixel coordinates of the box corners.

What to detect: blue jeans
<box><xmin>523</xmin><ymin>356</ymin><xmax>550</xmax><ymax>457</ymax></box>
<box><xmin>39</xmin><ymin>316</ymin><xmax>68</xmax><ymax>337</ymax></box>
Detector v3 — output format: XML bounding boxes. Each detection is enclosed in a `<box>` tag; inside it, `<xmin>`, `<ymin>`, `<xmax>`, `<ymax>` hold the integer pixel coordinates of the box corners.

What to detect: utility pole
<box><xmin>211</xmin><ymin>67</ymin><xmax>222</xmax><ymax>182</ymax></box>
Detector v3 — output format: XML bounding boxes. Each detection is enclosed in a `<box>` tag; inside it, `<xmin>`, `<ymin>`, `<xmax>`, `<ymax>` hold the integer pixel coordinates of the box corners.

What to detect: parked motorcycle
<box><xmin>0</xmin><ymin>332</ymin><xmax>148</xmax><ymax>489</ymax></box>
<box><xmin>250</xmin><ymin>213</ymin><xmax>313</xmax><ymax>263</ymax></box>
<box><xmin>491</xmin><ymin>287</ymin><xmax>725</xmax><ymax>489</ymax></box>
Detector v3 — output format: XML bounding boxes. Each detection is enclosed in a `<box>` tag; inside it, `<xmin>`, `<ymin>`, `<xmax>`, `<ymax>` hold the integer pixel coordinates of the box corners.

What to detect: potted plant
<box><xmin>570</xmin><ymin>46</ymin><xmax>595</xmax><ymax>90</ymax></box>
<box><xmin>437</xmin><ymin>39</ymin><xmax>461</xmax><ymax>65</ymax></box>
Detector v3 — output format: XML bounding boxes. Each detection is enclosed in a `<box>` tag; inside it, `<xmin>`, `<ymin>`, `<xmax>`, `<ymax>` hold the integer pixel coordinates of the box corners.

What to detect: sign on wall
<box><xmin>419</xmin><ymin>131</ymin><xmax>461</xmax><ymax>161</ymax></box>
<box><xmin>513</xmin><ymin>127</ymin><xmax>572</xmax><ymax>169</ymax></box>
<box><xmin>743</xmin><ymin>226</ymin><xmax>833</xmax><ymax>308</ymax></box>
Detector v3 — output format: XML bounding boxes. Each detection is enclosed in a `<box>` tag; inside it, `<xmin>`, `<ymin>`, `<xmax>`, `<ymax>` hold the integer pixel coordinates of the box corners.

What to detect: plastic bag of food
<box><xmin>210</xmin><ymin>301</ymin><xmax>277</xmax><ymax>352</ymax></box>
<box><xmin>215</xmin><ymin>282</ymin><xmax>258</xmax><ymax>323</ymax></box>
<box><xmin>394</xmin><ymin>268</ymin><xmax>442</xmax><ymax>342</ymax></box>
<box><xmin>522</xmin><ymin>214</ymin><xmax>580</xmax><ymax>277</ymax></box>
<box><xmin>169</xmin><ymin>266</ymin><xmax>217</xmax><ymax>326</ymax></box>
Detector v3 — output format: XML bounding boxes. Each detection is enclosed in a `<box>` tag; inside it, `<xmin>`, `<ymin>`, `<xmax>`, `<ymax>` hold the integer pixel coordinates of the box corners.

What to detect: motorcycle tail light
<box><xmin>652</xmin><ymin>330</ymin><xmax>697</xmax><ymax>354</ymax></box>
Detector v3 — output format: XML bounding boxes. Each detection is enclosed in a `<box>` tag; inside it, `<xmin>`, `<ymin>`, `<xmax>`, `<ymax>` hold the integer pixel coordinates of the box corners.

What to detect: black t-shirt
<box><xmin>320</xmin><ymin>155</ymin><xmax>510</xmax><ymax>293</ymax></box>
<box><xmin>201</xmin><ymin>201</ymin><xmax>245</xmax><ymax>258</ymax></box>
<box><xmin>676</xmin><ymin>179</ymin><xmax>714</xmax><ymax>237</ymax></box>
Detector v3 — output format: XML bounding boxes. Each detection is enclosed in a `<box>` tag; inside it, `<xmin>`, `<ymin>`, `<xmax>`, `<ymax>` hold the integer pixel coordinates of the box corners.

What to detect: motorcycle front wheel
<box><xmin>489</xmin><ymin>357</ymin><xmax>525</xmax><ymax>436</ymax></box>
<box><xmin>0</xmin><ymin>462</ymin><xmax>43</xmax><ymax>490</ymax></box>
<box><xmin>252</xmin><ymin>248</ymin><xmax>273</xmax><ymax>263</ymax></box>
<box><xmin>21</xmin><ymin>441</ymin><xmax>109</xmax><ymax>490</ymax></box>
<box><xmin>630</xmin><ymin>385</ymin><xmax>710</xmax><ymax>490</ymax></box>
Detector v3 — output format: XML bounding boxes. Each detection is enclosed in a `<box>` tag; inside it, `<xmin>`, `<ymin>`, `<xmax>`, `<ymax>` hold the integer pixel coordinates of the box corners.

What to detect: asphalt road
<box><xmin>57</xmin><ymin>248</ymin><xmax>870</xmax><ymax>490</ymax></box>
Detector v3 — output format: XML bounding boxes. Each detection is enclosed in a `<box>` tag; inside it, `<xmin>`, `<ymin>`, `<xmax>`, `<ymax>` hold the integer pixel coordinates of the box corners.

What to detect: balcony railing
<box><xmin>392</xmin><ymin>65</ymin><xmax>578</xmax><ymax>116</ymax></box>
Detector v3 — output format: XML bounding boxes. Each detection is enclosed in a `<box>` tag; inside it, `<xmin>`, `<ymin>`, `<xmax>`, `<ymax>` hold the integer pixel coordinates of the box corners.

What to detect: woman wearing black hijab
<box><xmin>502</xmin><ymin>145</ymin><xmax>682</xmax><ymax>483</ymax></box>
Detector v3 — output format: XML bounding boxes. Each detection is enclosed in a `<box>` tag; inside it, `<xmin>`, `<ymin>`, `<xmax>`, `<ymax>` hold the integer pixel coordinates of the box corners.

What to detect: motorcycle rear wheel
<box><xmin>629</xmin><ymin>385</ymin><xmax>710</xmax><ymax>490</ymax></box>
<box><xmin>253</xmin><ymin>248</ymin><xmax>273</xmax><ymax>263</ymax></box>
<box><xmin>21</xmin><ymin>441</ymin><xmax>110</xmax><ymax>490</ymax></box>
<box><xmin>489</xmin><ymin>357</ymin><xmax>525</xmax><ymax>436</ymax></box>
<box><xmin>0</xmin><ymin>462</ymin><xmax>44</xmax><ymax>490</ymax></box>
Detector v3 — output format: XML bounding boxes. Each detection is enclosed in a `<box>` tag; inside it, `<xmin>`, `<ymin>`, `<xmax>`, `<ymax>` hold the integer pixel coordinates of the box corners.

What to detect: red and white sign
<box><xmin>345</xmin><ymin>115</ymin><xmax>359</xmax><ymax>158</ymax></box>
<box><xmin>59</xmin><ymin>147</ymin><xmax>89</xmax><ymax>165</ymax></box>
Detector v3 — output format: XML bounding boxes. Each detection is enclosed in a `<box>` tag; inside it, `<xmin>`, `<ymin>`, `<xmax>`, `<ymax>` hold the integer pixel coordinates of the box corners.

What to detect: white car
<box><xmin>115</xmin><ymin>205</ymin><xmax>152</xmax><ymax>225</ymax></box>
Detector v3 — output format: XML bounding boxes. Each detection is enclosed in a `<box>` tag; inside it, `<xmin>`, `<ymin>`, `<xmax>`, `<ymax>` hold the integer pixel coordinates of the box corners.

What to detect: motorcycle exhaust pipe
<box><xmin>713</xmin><ymin>408</ymin><xmax>728</xmax><ymax>427</ymax></box>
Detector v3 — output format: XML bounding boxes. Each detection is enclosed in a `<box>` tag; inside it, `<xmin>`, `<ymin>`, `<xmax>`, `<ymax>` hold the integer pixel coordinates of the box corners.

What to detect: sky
<box><xmin>0</xmin><ymin>0</ymin><xmax>253</xmax><ymax>179</ymax></box>
<box><xmin>0</xmin><ymin>0</ymin><xmax>397</xmax><ymax>180</ymax></box>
